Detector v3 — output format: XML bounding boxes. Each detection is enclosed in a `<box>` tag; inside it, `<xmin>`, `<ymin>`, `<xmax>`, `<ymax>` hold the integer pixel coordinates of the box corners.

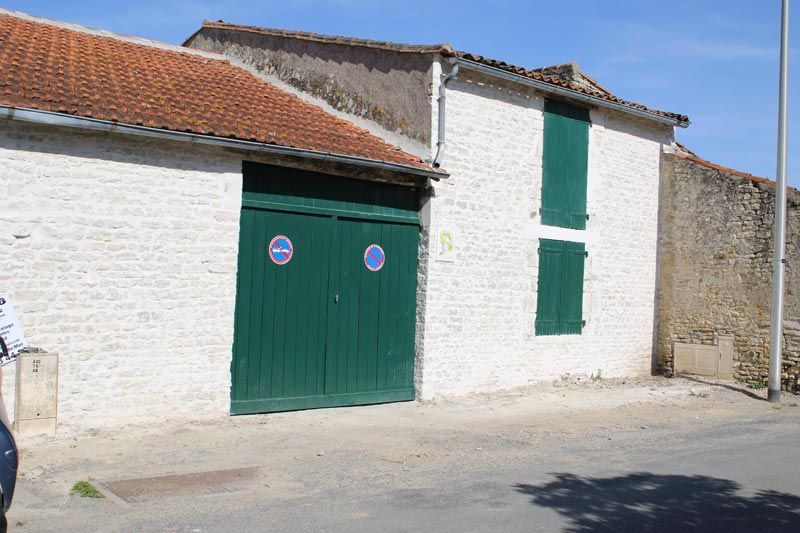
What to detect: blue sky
<box><xmin>4</xmin><ymin>0</ymin><xmax>799</xmax><ymax>187</ymax></box>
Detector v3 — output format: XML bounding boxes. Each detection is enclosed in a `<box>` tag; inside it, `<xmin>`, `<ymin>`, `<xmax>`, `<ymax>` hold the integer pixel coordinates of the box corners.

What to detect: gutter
<box><xmin>452</xmin><ymin>58</ymin><xmax>690</xmax><ymax>128</ymax></box>
<box><xmin>433</xmin><ymin>63</ymin><xmax>459</xmax><ymax>168</ymax></box>
<box><xmin>0</xmin><ymin>106</ymin><xmax>448</xmax><ymax>180</ymax></box>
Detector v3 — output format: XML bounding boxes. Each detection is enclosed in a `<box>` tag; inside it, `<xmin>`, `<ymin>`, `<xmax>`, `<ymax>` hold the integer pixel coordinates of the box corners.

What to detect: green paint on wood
<box><xmin>535</xmin><ymin>239</ymin><xmax>585</xmax><ymax>336</ymax></box>
<box><xmin>231</xmin><ymin>163</ymin><xmax>419</xmax><ymax>414</ymax></box>
<box><xmin>541</xmin><ymin>100</ymin><xmax>590</xmax><ymax>230</ymax></box>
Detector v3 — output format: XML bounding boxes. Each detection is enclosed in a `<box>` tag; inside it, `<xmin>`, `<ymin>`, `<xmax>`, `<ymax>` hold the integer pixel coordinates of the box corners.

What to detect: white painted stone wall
<box><xmin>419</xmin><ymin>66</ymin><xmax>674</xmax><ymax>398</ymax></box>
<box><xmin>0</xmin><ymin>120</ymin><xmax>242</xmax><ymax>427</ymax></box>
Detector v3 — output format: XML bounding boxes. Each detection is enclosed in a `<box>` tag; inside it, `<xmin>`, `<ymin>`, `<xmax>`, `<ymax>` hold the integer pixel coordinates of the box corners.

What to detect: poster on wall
<box><xmin>435</xmin><ymin>222</ymin><xmax>456</xmax><ymax>263</ymax></box>
<box><xmin>0</xmin><ymin>296</ymin><xmax>27</xmax><ymax>365</ymax></box>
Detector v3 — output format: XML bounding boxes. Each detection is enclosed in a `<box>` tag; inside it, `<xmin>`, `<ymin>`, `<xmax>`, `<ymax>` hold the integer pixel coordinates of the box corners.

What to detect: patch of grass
<box><xmin>788</xmin><ymin>402</ymin><xmax>798</xmax><ymax>408</ymax></box>
<box><xmin>749</xmin><ymin>379</ymin><xmax>767</xmax><ymax>390</ymax></box>
<box><xmin>71</xmin><ymin>480</ymin><xmax>104</xmax><ymax>498</ymax></box>
<box><xmin>689</xmin><ymin>390</ymin><xmax>709</xmax><ymax>398</ymax></box>
<box><xmin>590</xmin><ymin>370</ymin><xmax>603</xmax><ymax>382</ymax></box>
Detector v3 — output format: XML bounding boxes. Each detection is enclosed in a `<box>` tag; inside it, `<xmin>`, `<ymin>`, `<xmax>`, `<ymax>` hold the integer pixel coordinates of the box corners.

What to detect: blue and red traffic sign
<box><xmin>364</xmin><ymin>244</ymin><xmax>385</xmax><ymax>271</ymax></box>
<box><xmin>269</xmin><ymin>235</ymin><xmax>294</xmax><ymax>265</ymax></box>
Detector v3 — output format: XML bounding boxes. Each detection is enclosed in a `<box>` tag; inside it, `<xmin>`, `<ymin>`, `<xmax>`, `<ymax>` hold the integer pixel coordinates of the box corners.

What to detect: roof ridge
<box><xmin>187</xmin><ymin>21</ymin><xmax>687</xmax><ymax>124</ymax></box>
<box><xmin>0</xmin><ymin>7</ymin><xmax>227</xmax><ymax>61</ymax></box>
<box><xmin>531</xmin><ymin>61</ymin><xmax>579</xmax><ymax>72</ymax></box>
<box><xmin>531</xmin><ymin>61</ymin><xmax>613</xmax><ymax>96</ymax></box>
<box><xmin>194</xmin><ymin>20</ymin><xmax>454</xmax><ymax>54</ymax></box>
<box><xmin>572</xmin><ymin>67</ymin><xmax>613</xmax><ymax>96</ymax></box>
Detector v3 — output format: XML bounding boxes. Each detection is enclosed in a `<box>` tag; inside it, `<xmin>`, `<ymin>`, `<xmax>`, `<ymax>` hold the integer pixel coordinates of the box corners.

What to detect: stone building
<box><xmin>656</xmin><ymin>147</ymin><xmax>800</xmax><ymax>392</ymax></box>
<box><xmin>186</xmin><ymin>23</ymin><xmax>689</xmax><ymax>403</ymax></box>
<box><xmin>0</xmin><ymin>10</ymin><xmax>441</xmax><ymax>426</ymax></box>
<box><xmin>1</xmin><ymin>9</ymin><xmax>692</xmax><ymax>429</ymax></box>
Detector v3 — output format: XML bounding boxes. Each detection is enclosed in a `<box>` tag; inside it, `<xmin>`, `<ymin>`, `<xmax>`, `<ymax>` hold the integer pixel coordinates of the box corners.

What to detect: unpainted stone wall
<box><xmin>186</xmin><ymin>28</ymin><xmax>435</xmax><ymax>151</ymax></box>
<box><xmin>656</xmin><ymin>153</ymin><xmax>800</xmax><ymax>392</ymax></box>
<box><xmin>417</xmin><ymin>68</ymin><xmax>674</xmax><ymax>398</ymax></box>
<box><xmin>0</xmin><ymin>120</ymin><xmax>243</xmax><ymax>426</ymax></box>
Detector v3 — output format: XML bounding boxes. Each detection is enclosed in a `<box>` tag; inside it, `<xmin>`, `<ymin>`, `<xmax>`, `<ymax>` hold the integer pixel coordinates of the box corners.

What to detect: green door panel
<box><xmin>241</xmin><ymin>162</ymin><xmax>419</xmax><ymax>222</ymax></box>
<box><xmin>325</xmin><ymin>219</ymin><xmax>418</xmax><ymax>397</ymax></box>
<box><xmin>231</xmin><ymin>163</ymin><xmax>419</xmax><ymax>414</ymax></box>
<box><xmin>541</xmin><ymin>100</ymin><xmax>590</xmax><ymax>230</ymax></box>
<box><xmin>231</xmin><ymin>208</ymin><xmax>332</xmax><ymax>407</ymax></box>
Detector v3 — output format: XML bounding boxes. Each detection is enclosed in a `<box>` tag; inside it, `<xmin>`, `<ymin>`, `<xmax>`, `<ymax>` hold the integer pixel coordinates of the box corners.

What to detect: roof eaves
<box><xmin>0</xmin><ymin>105</ymin><xmax>448</xmax><ymax>180</ymax></box>
<box><xmin>447</xmin><ymin>51</ymin><xmax>690</xmax><ymax>127</ymax></box>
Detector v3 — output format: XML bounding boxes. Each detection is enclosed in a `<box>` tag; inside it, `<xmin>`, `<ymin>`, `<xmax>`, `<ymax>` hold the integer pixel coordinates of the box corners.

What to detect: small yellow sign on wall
<box><xmin>436</xmin><ymin>222</ymin><xmax>456</xmax><ymax>263</ymax></box>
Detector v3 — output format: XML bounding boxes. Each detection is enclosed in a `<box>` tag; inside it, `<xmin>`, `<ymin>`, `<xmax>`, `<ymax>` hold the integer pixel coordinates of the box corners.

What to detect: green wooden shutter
<box><xmin>541</xmin><ymin>100</ymin><xmax>590</xmax><ymax>230</ymax></box>
<box><xmin>560</xmin><ymin>241</ymin><xmax>586</xmax><ymax>334</ymax></box>
<box><xmin>535</xmin><ymin>239</ymin><xmax>564</xmax><ymax>336</ymax></box>
<box><xmin>535</xmin><ymin>239</ymin><xmax>585</xmax><ymax>336</ymax></box>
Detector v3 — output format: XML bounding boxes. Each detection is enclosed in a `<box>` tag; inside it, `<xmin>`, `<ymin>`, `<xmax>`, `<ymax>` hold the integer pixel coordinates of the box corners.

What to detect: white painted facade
<box><xmin>0</xmin><ymin>55</ymin><xmax>675</xmax><ymax>427</ymax></box>
<box><xmin>417</xmin><ymin>65</ymin><xmax>674</xmax><ymax>398</ymax></box>
<box><xmin>0</xmin><ymin>120</ymin><xmax>242</xmax><ymax>425</ymax></box>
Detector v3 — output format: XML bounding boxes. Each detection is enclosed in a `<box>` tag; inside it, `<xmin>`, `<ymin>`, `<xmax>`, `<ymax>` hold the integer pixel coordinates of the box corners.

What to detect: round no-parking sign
<box><xmin>364</xmin><ymin>244</ymin><xmax>385</xmax><ymax>272</ymax></box>
<box><xmin>269</xmin><ymin>235</ymin><xmax>294</xmax><ymax>265</ymax></box>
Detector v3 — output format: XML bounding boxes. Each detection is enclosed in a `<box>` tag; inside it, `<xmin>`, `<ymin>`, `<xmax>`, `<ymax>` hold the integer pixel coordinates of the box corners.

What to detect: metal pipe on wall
<box><xmin>768</xmin><ymin>0</ymin><xmax>791</xmax><ymax>403</ymax></box>
<box><xmin>433</xmin><ymin>62</ymin><xmax>459</xmax><ymax>168</ymax></box>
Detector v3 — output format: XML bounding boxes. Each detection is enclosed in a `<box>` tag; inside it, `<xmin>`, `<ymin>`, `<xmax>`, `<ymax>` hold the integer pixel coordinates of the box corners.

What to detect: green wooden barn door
<box><xmin>325</xmin><ymin>219</ymin><xmax>418</xmax><ymax>402</ymax></box>
<box><xmin>230</xmin><ymin>163</ymin><xmax>419</xmax><ymax>414</ymax></box>
<box><xmin>231</xmin><ymin>208</ymin><xmax>332</xmax><ymax>414</ymax></box>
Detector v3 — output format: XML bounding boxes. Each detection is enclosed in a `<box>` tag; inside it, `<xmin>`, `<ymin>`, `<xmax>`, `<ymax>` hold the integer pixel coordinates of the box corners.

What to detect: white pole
<box><xmin>769</xmin><ymin>0</ymin><xmax>791</xmax><ymax>403</ymax></box>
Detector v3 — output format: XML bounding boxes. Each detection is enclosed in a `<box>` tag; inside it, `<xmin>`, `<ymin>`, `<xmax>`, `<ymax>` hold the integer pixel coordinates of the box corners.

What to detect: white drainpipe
<box><xmin>433</xmin><ymin>62</ymin><xmax>459</xmax><ymax>168</ymax></box>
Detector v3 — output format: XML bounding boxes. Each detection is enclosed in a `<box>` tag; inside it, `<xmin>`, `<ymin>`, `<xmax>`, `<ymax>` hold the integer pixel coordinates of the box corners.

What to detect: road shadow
<box><xmin>677</xmin><ymin>375</ymin><xmax>768</xmax><ymax>401</ymax></box>
<box><xmin>515</xmin><ymin>472</ymin><xmax>800</xmax><ymax>532</ymax></box>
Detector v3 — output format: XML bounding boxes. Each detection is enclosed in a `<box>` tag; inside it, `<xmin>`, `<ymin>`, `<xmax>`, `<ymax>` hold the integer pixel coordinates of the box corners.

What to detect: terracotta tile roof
<box><xmin>450</xmin><ymin>52</ymin><xmax>689</xmax><ymax>125</ymax></box>
<box><xmin>192</xmin><ymin>21</ymin><xmax>688</xmax><ymax>126</ymax></box>
<box><xmin>0</xmin><ymin>11</ymin><xmax>435</xmax><ymax>172</ymax></box>
<box><xmin>192</xmin><ymin>21</ymin><xmax>451</xmax><ymax>54</ymax></box>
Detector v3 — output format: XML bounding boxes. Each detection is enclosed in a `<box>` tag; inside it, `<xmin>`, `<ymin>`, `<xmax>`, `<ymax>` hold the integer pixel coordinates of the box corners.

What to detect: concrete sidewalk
<box><xmin>7</xmin><ymin>376</ymin><xmax>800</xmax><ymax>532</ymax></box>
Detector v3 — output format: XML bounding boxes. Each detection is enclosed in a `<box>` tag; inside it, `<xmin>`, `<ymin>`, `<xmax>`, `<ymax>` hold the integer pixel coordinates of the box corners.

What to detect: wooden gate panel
<box><xmin>231</xmin><ymin>163</ymin><xmax>419</xmax><ymax>414</ymax></box>
<box><xmin>231</xmin><ymin>208</ymin><xmax>332</xmax><ymax>413</ymax></box>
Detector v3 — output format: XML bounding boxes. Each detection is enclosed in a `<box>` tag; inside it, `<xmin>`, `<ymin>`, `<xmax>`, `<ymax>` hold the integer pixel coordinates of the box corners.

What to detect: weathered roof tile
<box><xmin>0</xmin><ymin>12</ymin><xmax>434</xmax><ymax>172</ymax></box>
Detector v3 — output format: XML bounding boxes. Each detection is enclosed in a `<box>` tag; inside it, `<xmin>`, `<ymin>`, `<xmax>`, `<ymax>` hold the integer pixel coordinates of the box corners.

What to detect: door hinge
<box><xmin>584</xmin><ymin>251</ymin><xmax>589</xmax><ymax>257</ymax></box>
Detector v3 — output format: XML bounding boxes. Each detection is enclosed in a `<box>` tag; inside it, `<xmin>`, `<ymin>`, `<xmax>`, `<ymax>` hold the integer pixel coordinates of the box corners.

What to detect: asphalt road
<box><xmin>166</xmin><ymin>411</ymin><xmax>799</xmax><ymax>533</ymax></box>
<box><xmin>8</xmin><ymin>378</ymin><xmax>800</xmax><ymax>532</ymax></box>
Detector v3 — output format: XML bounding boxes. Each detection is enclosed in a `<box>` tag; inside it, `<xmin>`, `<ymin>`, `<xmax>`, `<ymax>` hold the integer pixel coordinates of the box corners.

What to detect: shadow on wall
<box><xmin>515</xmin><ymin>472</ymin><xmax>800</xmax><ymax>533</ymax></box>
